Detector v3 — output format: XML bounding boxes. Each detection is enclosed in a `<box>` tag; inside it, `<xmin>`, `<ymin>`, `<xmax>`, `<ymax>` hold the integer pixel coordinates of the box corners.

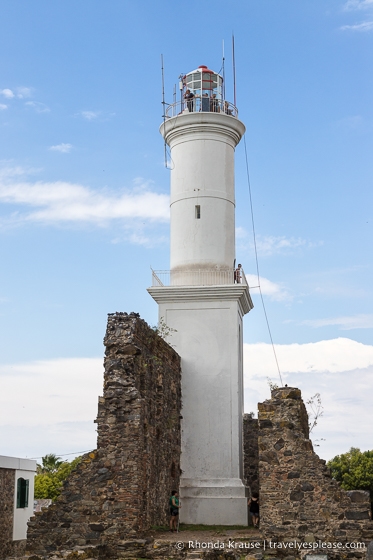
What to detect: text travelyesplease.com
<box><xmin>174</xmin><ymin>540</ymin><xmax>366</xmax><ymax>551</ymax></box>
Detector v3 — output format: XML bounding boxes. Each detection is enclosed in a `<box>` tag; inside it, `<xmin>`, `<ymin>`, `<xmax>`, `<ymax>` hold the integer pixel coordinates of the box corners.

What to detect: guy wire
<box><xmin>243</xmin><ymin>134</ymin><xmax>283</xmax><ymax>387</ymax></box>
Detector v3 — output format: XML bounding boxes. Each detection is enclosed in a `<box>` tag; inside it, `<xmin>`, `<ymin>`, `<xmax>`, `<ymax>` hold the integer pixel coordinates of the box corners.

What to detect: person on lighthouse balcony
<box><xmin>184</xmin><ymin>89</ymin><xmax>194</xmax><ymax>112</ymax></box>
<box><xmin>234</xmin><ymin>263</ymin><xmax>242</xmax><ymax>284</ymax></box>
<box><xmin>210</xmin><ymin>93</ymin><xmax>219</xmax><ymax>112</ymax></box>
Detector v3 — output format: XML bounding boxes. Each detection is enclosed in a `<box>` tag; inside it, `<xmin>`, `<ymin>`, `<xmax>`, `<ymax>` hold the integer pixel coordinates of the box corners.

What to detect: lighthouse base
<box><xmin>148</xmin><ymin>284</ymin><xmax>253</xmax><ymax>527</ymax></box>
<box><xmin>180</xmin><ymin>478</ymin><xmax>248</xmax><ymax>525</ymax></box>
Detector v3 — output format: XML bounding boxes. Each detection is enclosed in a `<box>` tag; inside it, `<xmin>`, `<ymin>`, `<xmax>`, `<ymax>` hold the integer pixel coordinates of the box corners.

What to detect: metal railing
<box><xmin>164</xmin><ymin>98</ymin><xmax>238</xmax><ymax>119</ymax></box>
<box><xmin>151</xmin><ymin>268</ymin><xmax>248</xmax><ymax>287</ymax></box>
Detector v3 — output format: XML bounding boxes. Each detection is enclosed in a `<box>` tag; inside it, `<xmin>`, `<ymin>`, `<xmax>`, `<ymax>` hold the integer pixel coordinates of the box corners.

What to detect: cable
<box><xmin>243</xmin><ymin>134</ymin><xmax>284</xmax><ymax>387</ymax></box>
<box><xmin>29</xmin><ymin>449</ymin><xmax>94</xmax><ymax>460</ymax></box>
<box><xmin>166</xmin><ymin>145</ymin><xmax>175</xmax><ymax>170</ymax></box>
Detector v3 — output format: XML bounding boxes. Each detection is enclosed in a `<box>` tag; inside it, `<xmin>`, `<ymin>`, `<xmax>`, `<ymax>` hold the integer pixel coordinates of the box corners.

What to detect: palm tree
<box><xmin>36</xmin><ymin>454</ymin><xmax>64</xmax><ymax>474</ymax></box>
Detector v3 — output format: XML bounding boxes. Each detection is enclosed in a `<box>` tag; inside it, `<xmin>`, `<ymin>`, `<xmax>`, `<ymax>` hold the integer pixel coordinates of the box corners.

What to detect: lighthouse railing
<box><xmin>151</xmin><ymin>269</ymin><xmax>248</xmax><ymax>287</ymax></box>
<box><xmin>164</xmin><ymin>99</ymin><xmax>238</xmax><ymax>119</ymax></box>
<box><xmin>241</xmin><ymin>268</ymin><xmax>249</xmax><ymax>287</ymax></box>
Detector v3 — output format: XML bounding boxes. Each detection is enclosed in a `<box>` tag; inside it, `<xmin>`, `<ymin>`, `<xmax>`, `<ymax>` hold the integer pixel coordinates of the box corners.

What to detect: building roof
<box><xmin>0</xmin><ymin>455</ymin><xmax>37</xmax><ymax>472</ymax></box>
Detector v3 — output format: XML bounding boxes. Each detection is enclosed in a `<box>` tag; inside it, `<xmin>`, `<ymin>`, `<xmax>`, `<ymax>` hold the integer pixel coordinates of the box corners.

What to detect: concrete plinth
<box><xmin>180</xmin><ymin>478</ymin><xmax>248</xmax><ymax>525</ymax></box>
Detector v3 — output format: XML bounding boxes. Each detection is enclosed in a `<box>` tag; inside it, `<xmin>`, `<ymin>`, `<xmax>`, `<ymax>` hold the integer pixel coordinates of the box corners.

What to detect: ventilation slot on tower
<box><xmin>195</xmin><ymin>205</ymin><xmax>201</xmax><ymax>219</ymax></box>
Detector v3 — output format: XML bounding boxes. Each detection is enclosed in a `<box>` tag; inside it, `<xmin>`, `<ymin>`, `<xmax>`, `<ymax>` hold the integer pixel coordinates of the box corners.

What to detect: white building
<box><xmin>148</xmin><ymin>65</ymin><xmax>253</xmax><ymax>525</ymax></box>
<box><xmin>0</xmin><ymin>455</ymin><xmax>36</xmax><ymax>542</ymax></box>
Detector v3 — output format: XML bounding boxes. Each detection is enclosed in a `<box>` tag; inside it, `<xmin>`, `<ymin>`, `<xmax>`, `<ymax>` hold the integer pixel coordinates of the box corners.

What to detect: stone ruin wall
<box><xmin>26</xmin><ymin>312</ymin><xmax>181</xmax><ymax>557</ymax></box>
<box><xmin>258</xmin><ymin>387</ymin><xmax>373</xmax><ymax>553</ymax></box>
<box><xmin>0</xmin><ymin>468</ymin><xmax>15</xmax><ymax>559</ymax></box>
<box><xmin>243</xmin><ymin>413</ymin><xmax>259</xmax><ymax>496</ymax></box>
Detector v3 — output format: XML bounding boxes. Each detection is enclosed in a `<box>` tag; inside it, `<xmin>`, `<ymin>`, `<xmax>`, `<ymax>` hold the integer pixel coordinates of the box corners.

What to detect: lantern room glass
<box><xmin>183</xmin><ymin>66</ymin><xmax>223</xmax><ymax>101</ymax></box>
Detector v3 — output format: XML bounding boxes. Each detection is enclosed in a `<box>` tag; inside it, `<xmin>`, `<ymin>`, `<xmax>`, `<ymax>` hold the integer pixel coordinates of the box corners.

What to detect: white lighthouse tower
<box><xmin>148</xmin><ymin>65</ymin><xmax>253</xmax><ymax>525</ymax></box>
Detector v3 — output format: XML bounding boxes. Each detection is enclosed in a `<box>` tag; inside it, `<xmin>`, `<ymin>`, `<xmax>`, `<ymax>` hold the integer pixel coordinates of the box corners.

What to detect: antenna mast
<box><xmin>161</xmin><ymin>54</ymin><xmax>168</xmax><ymax>168</ymax></box>
<box><xmin>222</xmin><ymin>40</ymin><xmax>226</xmax><ymax>101</ymax></box>
<box><xmin>179</xmin><ymin>74</ymin><xmax>184</xmax><ymax>107</ymax></box>
<box><xmin>232</xmin><ymin>34</ymin><xmax>237</xmax><ymax>107</ymax></box>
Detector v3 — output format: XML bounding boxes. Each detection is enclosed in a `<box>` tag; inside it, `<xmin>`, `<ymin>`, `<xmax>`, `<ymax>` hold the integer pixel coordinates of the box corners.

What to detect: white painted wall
<box><xmin>161</xmin><ymin>113</ymin><xmax>245</xmax><ymax>276</ymax></box>
<box><xmin>13</xmin><ymin>468</ymin><xmax>35</xmax><ymax>540</ymax></box>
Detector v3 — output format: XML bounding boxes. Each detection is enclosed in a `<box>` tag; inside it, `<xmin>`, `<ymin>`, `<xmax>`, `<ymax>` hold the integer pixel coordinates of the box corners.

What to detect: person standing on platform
<box><xmin>210</xmin><ymin>93</ymin><xmax>219</xmax><ymax>112</ymax></box>
<box><xmin>184</xmin><ymin>89</ymin><xmax>194</xmax><ymax>112</ymax></box>
<box><xmin>248</xmin><ymin>492</ymin><xmax>260</xmax><ymax>528</ymax></box>
<box><xmin>169</xmin><ymin>490</ymin><xmax>181</xmax><ymax>532</ymax></box>
<box><xmin>234</xmin><ymin>263</ymin><xmax>242</xmax><ymax>283</ymax></box>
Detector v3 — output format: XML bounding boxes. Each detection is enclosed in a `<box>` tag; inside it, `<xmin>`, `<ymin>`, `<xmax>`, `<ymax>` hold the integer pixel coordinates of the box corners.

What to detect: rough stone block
<box><xmin>346</xmin><ymin>490</ymin><xmax>370</xmax><ymax>503</ymax></box>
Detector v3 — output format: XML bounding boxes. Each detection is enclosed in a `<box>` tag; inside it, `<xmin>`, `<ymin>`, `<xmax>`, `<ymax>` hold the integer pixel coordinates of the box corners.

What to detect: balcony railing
<box><xmin>164</xmin><ymin>99</ymin><xmax>238</xmax><ymax>119</ymax></box>
<box><xmin>151</xmin><ymin>268</ymin><xmax>248</xmax><ymax>287</ymax></box>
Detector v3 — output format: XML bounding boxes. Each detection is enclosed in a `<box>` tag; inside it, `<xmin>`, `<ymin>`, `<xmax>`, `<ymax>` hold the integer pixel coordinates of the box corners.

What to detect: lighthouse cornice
<box><xmin>160</xmin><ymin>113</ymin><xmax>246</xmax><ymax>149</ymax></box>
<box><xmin>147</xmin><ymin>284</ymin><xmax>253</xmax><ymax>316</ymax></box>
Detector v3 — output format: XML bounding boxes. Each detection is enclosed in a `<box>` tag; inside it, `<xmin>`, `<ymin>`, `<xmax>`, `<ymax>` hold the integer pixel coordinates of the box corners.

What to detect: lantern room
<box><xmin>165</xmin><ymin>64</ymin><xmax>237</xmax><ymax>118</ymax></box>
<box><xmin>183</xmin><ymin>65</ymin><xmax>223</xmax><ymax>100</ymax></box>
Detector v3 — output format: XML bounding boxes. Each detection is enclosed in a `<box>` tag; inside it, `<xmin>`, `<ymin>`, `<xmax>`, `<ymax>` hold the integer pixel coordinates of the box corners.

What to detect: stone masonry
<box><xmin>26</xmin><ymin>312</ymin><xmax>181</xmax><ymax>557</ymax></box>
<box><xmin>0</xmin><ymin>468</ymin><xmax>15</xmax><ymax>559</ymax></box>
<box><xmin>243</xmin><ymin>413</ymin><xmax>259</xmax><ymax>496</ymax></box>
<box><xmin>258</xmin><ymin>387</ymin><xmax>373</xmax><ymax>554</ymax></box>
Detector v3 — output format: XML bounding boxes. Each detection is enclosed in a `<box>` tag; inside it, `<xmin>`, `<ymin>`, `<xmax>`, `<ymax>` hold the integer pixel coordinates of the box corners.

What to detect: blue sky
<box><xmin>0</xmin><ymin>0</ymin><xmax>372</xmax><ymax>461</ymax></box>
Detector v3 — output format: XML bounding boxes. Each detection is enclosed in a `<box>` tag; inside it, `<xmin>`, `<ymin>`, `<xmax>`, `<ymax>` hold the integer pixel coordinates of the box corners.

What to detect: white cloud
<box><xmin>343</xmin><ymin>0</ymin><xmax>373</xmax><ymax>10</ymax></box>
<box><xmin>0</xmin><ymin>104</ymin><xmax>7</xmax><ymax>111</ymax></box>
<box><xmin>245</xmin><ymin>273</ymin><xmax>290</xmax><ymax>301</ymax></box>
<box><xmin>236</xmin><ymin>230</ymin><xmax>321</xmax><ymax>257</ymax></box>
<box><xmin>302</xmin><ymin>313</ymin><xmax>373</xmax><ymax>330</ymax></box>
<box><xmin>80</xmin><ymin>110</ymin><xmax>100</xmax><ymax>120</ymax></box>
<box><xmin>244</xmin><ymin>338</ymin><xmax>373</xmax><ymax>459</ymax></box>
<box><xmin>128</xmin><ymin>231</ymin><xmax>168</xmax><ymax>247</ymax></box>
<box><xmin>25</xmin><ymin>101</ymin><xmax>50</xmax><ymax>113</ymax></box>
<box><xmin>0</xmin><ymin>164</ymin><xmax>41</xmax><ymax>179</ymax></box>
<box><xmin>340</xmin><ymin>20</ymin><xmax>373</xmax><ymax>30</ymax></box>
<box><xmin>1</xmin><ymin>89</ymin><xmax>14</xmax><ymax>99</ymax></box>
<box><xmin>235</xmin><ymin>226</ymin><xmax>247</xmax><ymax>239</ymax></box>
<box><xmin>0</xmin><ymin>358</ymin><xmax>103</xmax><ymax>425</ymax></box>
<box><xmin>0</xmin><ymin>176</ymin><xmax>169</xmax><ymax>226</ymax></box>
<box><xmin>256</xmin><ymin>235</ymin><xmax>319</xmax><ymax>256</ymax></box>
<box><xmin>49</xmin><ymin>143</ymin><xmax>73</xmax><ymax>154</ymax></box>
<box><xmin>341</xmin><ymin>0</ymin><xmax>373</xmax><ymax>32</ymax></box>
<box><xmin>0</xmin><ymin>357</ymin><xmax>103</xmax><ymax>457</ymax></box>
<box><xmin>16</xmin><ymin>86</ymin><xmax>32</xmax><ymax>99</ymax></box>
<box><xmin>244</xmin><ymin>337</ymin><xmax>373</xmax><ymax>376</ymax></box>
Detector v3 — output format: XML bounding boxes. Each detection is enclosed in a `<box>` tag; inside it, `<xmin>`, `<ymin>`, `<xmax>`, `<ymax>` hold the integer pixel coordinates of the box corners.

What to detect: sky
<box><xmin>0</xmin><ymin>0</ymin><xmax>372</xmax><ymax>463</ymax></box>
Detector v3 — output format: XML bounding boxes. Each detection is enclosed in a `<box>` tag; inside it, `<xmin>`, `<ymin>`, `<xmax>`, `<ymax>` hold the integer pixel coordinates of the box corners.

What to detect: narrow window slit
<box><xmin>195</xmin><ymin>205</ymin><xmax>201</xmax><ymax>219</ymax></box>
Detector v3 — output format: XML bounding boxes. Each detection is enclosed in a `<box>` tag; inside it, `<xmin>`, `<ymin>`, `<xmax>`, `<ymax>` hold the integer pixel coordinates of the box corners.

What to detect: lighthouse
<box><xmin>148</xmin><ymin>65</ymin><xmax>253</xmax><ymax>525</ymax></box>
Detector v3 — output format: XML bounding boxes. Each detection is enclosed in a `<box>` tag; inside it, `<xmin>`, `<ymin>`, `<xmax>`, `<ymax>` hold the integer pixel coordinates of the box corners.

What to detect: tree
<box><xmin>306</xmin><ymin>392</ymin><xmax>323</xmax><ymax>434</ymax></box>
<box><xmin>34</xmin><ymin>456</ymin><xmax>81</xmax><ymax>501</ymax></box>
<box><xmin>36</xmin><ymin>453</ymin><xmax>63</xmax><ymax>474</ymax></box>
<box><xmin>152</xmin><ymin>317</ymin><xmax>177</xmax><ymax>343</ymax></box>
<box><xmin>327</xmin><ymin>447</ymin><xmax>373</xmax><ymax>506</ymax></box>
